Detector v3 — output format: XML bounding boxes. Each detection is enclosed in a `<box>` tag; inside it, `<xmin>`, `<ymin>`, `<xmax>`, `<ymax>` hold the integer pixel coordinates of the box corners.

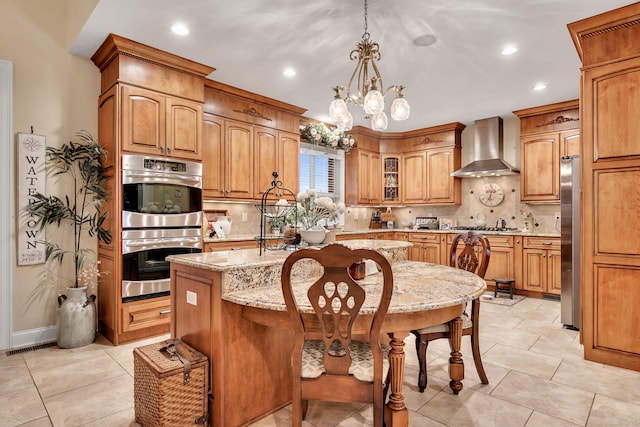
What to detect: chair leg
<box><xmin>301</xmin><ymin>400</ymin><xmax>309</xmax><ymax>419</ymax></box>
<box><xmin>414</xmin><ymin>333</ymin><xmax>429</xmax><ymax>392</ymax></box>
<box><xmin>470</xmin><ymin>332</ymin><xmax>488</xmax><ymax>384</ymax></box>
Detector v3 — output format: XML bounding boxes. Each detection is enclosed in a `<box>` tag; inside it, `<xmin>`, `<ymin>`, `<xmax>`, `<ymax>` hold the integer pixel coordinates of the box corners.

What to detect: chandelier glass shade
<box><xmin>328</xmin><ymin>0</ymin><xmax>410</xmax><ymax>131</ymax></box>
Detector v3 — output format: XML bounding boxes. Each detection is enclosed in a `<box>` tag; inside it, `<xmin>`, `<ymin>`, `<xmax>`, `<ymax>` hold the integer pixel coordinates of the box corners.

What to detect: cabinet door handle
<box><xmin>543</xmin><ymin>241</ymin><xmax>552</xmax><ymax>245</ymax></box>
<box><xmin>166</xmin><ymin>147</ymin><xmax>172</xmax><ymax>153</ymax></box>
<box><xmin>159</xmin><ymin>309</ymin><xmax>171</xmax><ymax>315</ymax></box>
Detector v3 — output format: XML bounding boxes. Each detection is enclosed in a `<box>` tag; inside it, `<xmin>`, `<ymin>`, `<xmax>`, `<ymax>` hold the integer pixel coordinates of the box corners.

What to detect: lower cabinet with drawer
<box><xmin>204</xmin><ymin>240</ymin><xmax>259</xmax><ymax>252</ymax></box>
<box><xmin>121</xmin><ymin>297</ymin><xmax>171</xmax><ymax>334</ymax></box>
<box><xmin>521</xmin><ymin>236</ymin><xmax>561</xmax><ymax>295</ymax></box>
<box><xmin>447</xmin><ymin>233</ymin><xmax>516</xmax><ymax>290</ymax></box>
<box><xmin>409</xmin><ymin>233</ymin><xmax>447</xmax><ymax>264</ymax></box>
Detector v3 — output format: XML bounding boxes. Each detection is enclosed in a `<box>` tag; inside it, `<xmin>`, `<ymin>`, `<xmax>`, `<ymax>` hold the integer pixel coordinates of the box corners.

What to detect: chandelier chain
<box><xmin>363</xmin><ymin>0</ymin><xmax>369</xmax><ymax>41</ymax></box>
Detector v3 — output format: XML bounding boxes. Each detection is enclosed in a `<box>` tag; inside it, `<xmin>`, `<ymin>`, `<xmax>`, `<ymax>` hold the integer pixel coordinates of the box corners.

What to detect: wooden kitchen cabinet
<box><xmin>254</xmin><ymin>127</ymin><xmax>299</xmax><ymax>199</ymax></box>
<box><xmin>393</xmin><ymin>232</ymin><xmax>409</xmax><ymax>241</ymax></box>
<box><xmin>170</xmin><ymin>263</ymin><xmax>294</xmax><ymax>426</ymax></box>
<box><xmin>401</xmin><ymin>130</ymin><xmax>464</xmax><ymax>205</ymax></box>
<box><xmin>569</xmin><ymin>3</ymin><xmax>640</xmax><ymax>371</ymax></box>
<box><xmin>426</xmin><ymin>147</ymin><xmax>461</xmax><ymax>205</ymax></box>
<box><xmin>121</xmin><ymin>297</ymin><xmax>171</xmax><ymax>333</ymax></box>
<box><xmin>447</xmin><ymin>233</ymin><xmax>516</xmax><ymax>290</ymax></box>
<box><xmin>204</xmin><ymin>240</ymin><xmax>259</xmax><ymax>252</ymax></box>
<box><xmin>121</xmin><ymin>85</ymin><xmax>203</xmax><ymax>161</ymax></box>
<box><xmin>382</xmin><ymin>155</ymin><xmax>401</xmax><ymax>204</ymax></box>
<box><xmin>202</xmin><ymin>113</ymin><xmax>224</xmax><ymax>197</ymax></box>
<box><xmin>514</xmin><ymin>100</ymin><xmax>580</xmax><ymax>203</ymax></box>
<box><xmin>203</xmin><ymin>119</ymin><xmax>299</xmax><ymax>201</ymax></box>
<box><xmin>92</xmin><ymin>34</ymin><xmax>214</xmax><ymax>345</ymax></box>
<box><xmin>521</xmin><ymin>237</ymin><xmax>560</xmax><ymax>295</ymax></box>
<box><xmin>402</xmin><ymin>151</ymin><xmax>427</xmax><ymax>204</ymax></box>
<box><xmin>484</xmin><ymin>235</ymin><xmax>516</xmax><ymax>290</ymax></box>
<box><xmin>408</xmin><ymin>233</ymin><xmax>447</xmax><ymax>264</ymax></box>
<box><xmin>345</xmin><ymin>148</ymin><xmax>381</xmax><ymax>205</ymax></box>
<box><xmin>520</xmin><ymin>133</ymin><xmax>560</xmax><ymax>201</ymax></box>
<box><xmin>202</xmin><ymin>80</ymin><xmax>305</xmax><ymax>201</ymax></box>
<box><xmin>224</xmin><ymin>120</ymin><xmax>254</xmax><ymax>199</ymax></box>
<box><xmin>202</xmin><ymin>117</ymin><xmax>254</xmax><ymax>199</ymax></box>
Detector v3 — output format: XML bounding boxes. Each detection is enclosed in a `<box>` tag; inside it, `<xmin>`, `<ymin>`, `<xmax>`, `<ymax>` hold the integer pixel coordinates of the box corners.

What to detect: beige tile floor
<box><xmin>2</xmin><ymin>297</ymin><xmax>640</xmax><ymax>426</ymax></box>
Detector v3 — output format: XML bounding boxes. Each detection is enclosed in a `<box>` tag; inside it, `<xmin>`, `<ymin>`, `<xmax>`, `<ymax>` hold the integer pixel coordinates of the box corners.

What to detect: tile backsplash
<box><xmin>343</xmin><ymin>175</ymin><xmax>561</xmax><ymax>234</ymax></box>
<box><xmin>204</xmin><ymin>175</ymin><xmax>562</xmax><ymax>237</ymax></box>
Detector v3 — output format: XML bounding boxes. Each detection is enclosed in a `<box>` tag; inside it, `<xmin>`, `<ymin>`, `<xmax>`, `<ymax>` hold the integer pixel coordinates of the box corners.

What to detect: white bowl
<box><xmin>299</xmin><ymin>229</ymin><xmax>327</xmax><ymax>245</ymax></box>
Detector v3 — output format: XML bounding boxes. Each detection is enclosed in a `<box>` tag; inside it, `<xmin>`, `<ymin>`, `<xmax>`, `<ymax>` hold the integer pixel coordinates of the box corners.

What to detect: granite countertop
<box><xmin>204</xmin><ymin>229</ymin><xmax>560</xmax><ymax>244</ymax></box>
<box><xmin>168</xmin><ymin>239</ymin><xmax>411</xmax><ymax>273</ymax></box>
<box><xmin>168</xmin><ymin>240</ymin><xmax>485</xmax><ymax>314</ymax></box>
<box><xmin>225</xmin><ymin>260</ymin><xmax>486</xmax><ymax>314</ymax></box>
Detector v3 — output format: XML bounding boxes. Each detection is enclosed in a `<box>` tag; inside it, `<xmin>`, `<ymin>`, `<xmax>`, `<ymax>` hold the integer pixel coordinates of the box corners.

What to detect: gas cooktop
<box><xmin>450</xmin><ymin>226</ymin><xmax>519</xmax><ymax>232</ymax></box>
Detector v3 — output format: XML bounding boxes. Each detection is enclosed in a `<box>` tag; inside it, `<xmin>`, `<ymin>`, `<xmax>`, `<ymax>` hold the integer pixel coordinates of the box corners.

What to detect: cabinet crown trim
<box><xmin>91</xmin><ymin>33</ymin><xmax>215</xmax><ymax>78</ymax></box>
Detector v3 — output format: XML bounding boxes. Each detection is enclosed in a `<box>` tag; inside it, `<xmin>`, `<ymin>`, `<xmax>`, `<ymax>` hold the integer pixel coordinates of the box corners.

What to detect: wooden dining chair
<box><xmin>411</xmin><ymin>231</ymin><xmax>491</xmax><ymax>392</ymax></box>
<box><xmin>281</xmin><ymin>243</ymin><xmax>394</xmax><ymax>427</ymax></box>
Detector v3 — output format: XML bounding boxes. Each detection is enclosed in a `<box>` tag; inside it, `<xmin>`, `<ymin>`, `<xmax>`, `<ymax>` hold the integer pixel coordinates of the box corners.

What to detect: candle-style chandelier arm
<box><xmin>328</xmin><ymin>0</ymin><xmax>410</xmax><ymax>131</ymax></box>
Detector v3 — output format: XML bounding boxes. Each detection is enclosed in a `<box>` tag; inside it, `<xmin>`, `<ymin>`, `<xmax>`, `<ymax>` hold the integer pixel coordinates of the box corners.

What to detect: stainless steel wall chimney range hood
<box><xmin>451</xmin><ymin>116</ymin><xmax>519</xmax><ymax>178</ymax></box>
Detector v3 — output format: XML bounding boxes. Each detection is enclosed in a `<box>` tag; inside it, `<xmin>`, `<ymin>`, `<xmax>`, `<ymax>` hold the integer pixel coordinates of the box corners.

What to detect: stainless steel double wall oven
<box><xmin>121</xmin><ymin>154</ymin><xmax>202</xmax><ymax>302</ymax></box>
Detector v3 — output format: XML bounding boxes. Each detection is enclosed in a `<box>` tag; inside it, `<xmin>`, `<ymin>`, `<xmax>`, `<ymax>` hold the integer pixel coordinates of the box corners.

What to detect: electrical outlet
<box><xmin>186</xmin><ymin>290</ymin><xmax>197</xmax><ymax>306</ymax></box>
<box><xmin>242</xmin><ymin>212</ymin><xmax>248</xmax><ymax>222</ymax></box>
<box><xmin>354</xmin><ymin>210</ymin><xmax>359</xmax><ymax>221</ymax></box>
<box><xmin>554</xmin><ymin>212</ymin><xmax>561</xmax><ymax>221</ymax></box>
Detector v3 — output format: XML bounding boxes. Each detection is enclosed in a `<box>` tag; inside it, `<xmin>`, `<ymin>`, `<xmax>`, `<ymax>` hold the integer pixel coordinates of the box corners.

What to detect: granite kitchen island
<box><xmin>167</xmin><ymin>240</ymin><xmax>485</xmax><ymax>426</ymax></box>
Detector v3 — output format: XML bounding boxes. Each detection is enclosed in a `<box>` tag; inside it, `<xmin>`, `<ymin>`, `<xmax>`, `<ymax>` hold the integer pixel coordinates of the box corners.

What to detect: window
<box><xmin>299</xmin><ymin>142</ymin><xmax>345</xmax><ymax>224</ymax></box>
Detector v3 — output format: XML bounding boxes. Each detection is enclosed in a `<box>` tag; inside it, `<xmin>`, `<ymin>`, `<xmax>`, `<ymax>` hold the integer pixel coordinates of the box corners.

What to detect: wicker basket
<box><xmin>134</xmin><ymin>339</ymin><xmax>209</xmax><ymax>426</ymax></box>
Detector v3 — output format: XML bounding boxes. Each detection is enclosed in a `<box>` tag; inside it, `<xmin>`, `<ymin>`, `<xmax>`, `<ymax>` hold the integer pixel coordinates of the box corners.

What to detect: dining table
<box><xmin>167</xmin><ymin>240</ymin><xmax>486</xmax><ymax>427</ymax></box>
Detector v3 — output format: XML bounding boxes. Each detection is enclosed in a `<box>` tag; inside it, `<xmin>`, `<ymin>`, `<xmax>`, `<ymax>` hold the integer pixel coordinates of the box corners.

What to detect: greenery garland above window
<box><xmin>301</xmin><ymin>123</ymin><xmax>355</xmax><ymax>152</ymax></box>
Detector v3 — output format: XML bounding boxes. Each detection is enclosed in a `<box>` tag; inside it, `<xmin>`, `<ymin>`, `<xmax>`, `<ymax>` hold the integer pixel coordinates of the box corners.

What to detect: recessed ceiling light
<box><xmin>501</xmin><ymin>45</ymin><xmax>518</xmax><ymax>55</ymax></box>
<box><xmin>283</xmin><ymin>67</ymin><xmax>296</xmax><ymax>77</ymax></box>
<box><xmin>532</xmin><ymin>83</ymin><xmax>547</xmax><ymax>91</ymax></box>
<box><xmin>171</xmin><ymin>23</ymin><xmax>189</xmax><ymax>36</ymax></box>
<box><xmin>413</xmin><ymin>34</ymin><xmax>437</xmax><ymax>47</ymax></box>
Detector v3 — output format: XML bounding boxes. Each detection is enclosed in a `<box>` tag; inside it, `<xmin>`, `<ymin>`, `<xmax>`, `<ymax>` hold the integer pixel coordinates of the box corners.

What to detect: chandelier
<box><xmin>329</xmin><ymin>0</ymin><xmax>410</xmax><ymax>132</ymax></box>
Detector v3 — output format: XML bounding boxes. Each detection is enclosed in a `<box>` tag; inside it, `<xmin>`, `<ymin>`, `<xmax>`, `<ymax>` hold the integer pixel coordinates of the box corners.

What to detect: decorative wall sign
<box><xmin>17</xmin><ymin>132</ymin><xmax>46</xmax><ymax>265</ymax></box>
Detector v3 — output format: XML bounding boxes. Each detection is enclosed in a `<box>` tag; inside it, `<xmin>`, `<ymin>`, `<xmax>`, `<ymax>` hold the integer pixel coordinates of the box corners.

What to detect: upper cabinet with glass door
<box><xmin>382</xmin><ymin>155</ymin><xmax>400</xmax><ymax>204</ymax></box>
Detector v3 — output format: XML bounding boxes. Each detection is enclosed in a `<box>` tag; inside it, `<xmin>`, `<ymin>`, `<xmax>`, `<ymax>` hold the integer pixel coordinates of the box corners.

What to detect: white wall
<box><xmin>0</xmin><ymin>0</ymin><xmax>100</xmax><ymax>348</ymax></box>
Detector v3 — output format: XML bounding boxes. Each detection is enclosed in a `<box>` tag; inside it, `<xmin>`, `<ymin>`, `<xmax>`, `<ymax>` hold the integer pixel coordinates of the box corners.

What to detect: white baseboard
<box><xmin>11</xmin><ymin>326</ymin><xmax>57</xmax><ymax>349</ymax></box>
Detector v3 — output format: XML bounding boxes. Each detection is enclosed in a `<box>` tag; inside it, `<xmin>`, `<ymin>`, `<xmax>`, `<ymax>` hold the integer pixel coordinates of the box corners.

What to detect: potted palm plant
<box><xmin>25</xmin><ymin>131</ymin><xmax>111</xmax><ymax>348</ymax></box>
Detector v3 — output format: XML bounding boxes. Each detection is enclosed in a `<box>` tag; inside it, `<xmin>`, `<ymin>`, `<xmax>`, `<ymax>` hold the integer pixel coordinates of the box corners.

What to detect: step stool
<box><xmin>493</xmin><ymin>277</ymin><xmax>515</xmax><ymax>299</ymax></box>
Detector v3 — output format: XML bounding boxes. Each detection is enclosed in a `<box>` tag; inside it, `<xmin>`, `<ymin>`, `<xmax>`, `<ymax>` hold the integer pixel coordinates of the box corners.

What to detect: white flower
<box><xmin>297</xmin><ymin>190</ymin><xmax>309</xmax><ymax>200</ymax></box>
<box><xmin>314</xmin><ymin>197</ymin><xmax>334</xmax><ymax>209</ymax></box>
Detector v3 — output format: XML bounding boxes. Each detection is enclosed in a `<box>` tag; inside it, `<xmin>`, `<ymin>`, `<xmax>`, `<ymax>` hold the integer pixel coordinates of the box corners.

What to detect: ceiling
<box><xmin>70</xmin><ymin>0</ymin><xmax>634</xmax><ymax>132</ymax></box>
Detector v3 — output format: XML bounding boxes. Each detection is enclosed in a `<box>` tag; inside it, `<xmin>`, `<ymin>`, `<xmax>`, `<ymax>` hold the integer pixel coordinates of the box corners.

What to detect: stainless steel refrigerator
<box><xmin>560</xmin><ymin>155</ymin><xmax>580</xmax><ymax>330</ymax></box>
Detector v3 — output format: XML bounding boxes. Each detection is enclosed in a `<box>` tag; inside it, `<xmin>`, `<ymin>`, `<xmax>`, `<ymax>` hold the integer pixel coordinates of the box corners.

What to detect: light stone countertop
<box><xmin>225</xmin><ymin>260</ymin><xmax>486</xmax><ymax>314</ymax></box>
<box><xmin>203</xmin><ymin>229</ymin><xmax>560</xmax><ymax>244</ymax></box>
<box><xmin>167</xmin><ymin>240</ymin><xmax>485</xmax><ymax>314</ymax></box>
<box><xmin>174</xmin><ymin>239</ymin><xmax>410</xmax><ymax>272</ymax></box>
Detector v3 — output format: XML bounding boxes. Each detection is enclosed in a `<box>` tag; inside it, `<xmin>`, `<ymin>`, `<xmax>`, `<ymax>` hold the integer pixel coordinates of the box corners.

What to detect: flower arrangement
<box><xmin>295</xmin><ymin>189</ymin><xmax>345</xmax><ymax>230</ymax></box>
<box><xmin>302</xmin><ymin>123</ymin><xmax>355</xmax><ymax>152</ymax></box>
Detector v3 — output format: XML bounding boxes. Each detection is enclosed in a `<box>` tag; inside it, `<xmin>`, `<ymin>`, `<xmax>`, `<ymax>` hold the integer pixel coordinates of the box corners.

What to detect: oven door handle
<box><xmin>124</xmin><ymin>237</ymin><xmax>202</xmax><ymax>249</ymax></box>
<box><xmin>124</xmin><ymin>172</ymin><xmax>201</xmax><ymax>185</ymax></box>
